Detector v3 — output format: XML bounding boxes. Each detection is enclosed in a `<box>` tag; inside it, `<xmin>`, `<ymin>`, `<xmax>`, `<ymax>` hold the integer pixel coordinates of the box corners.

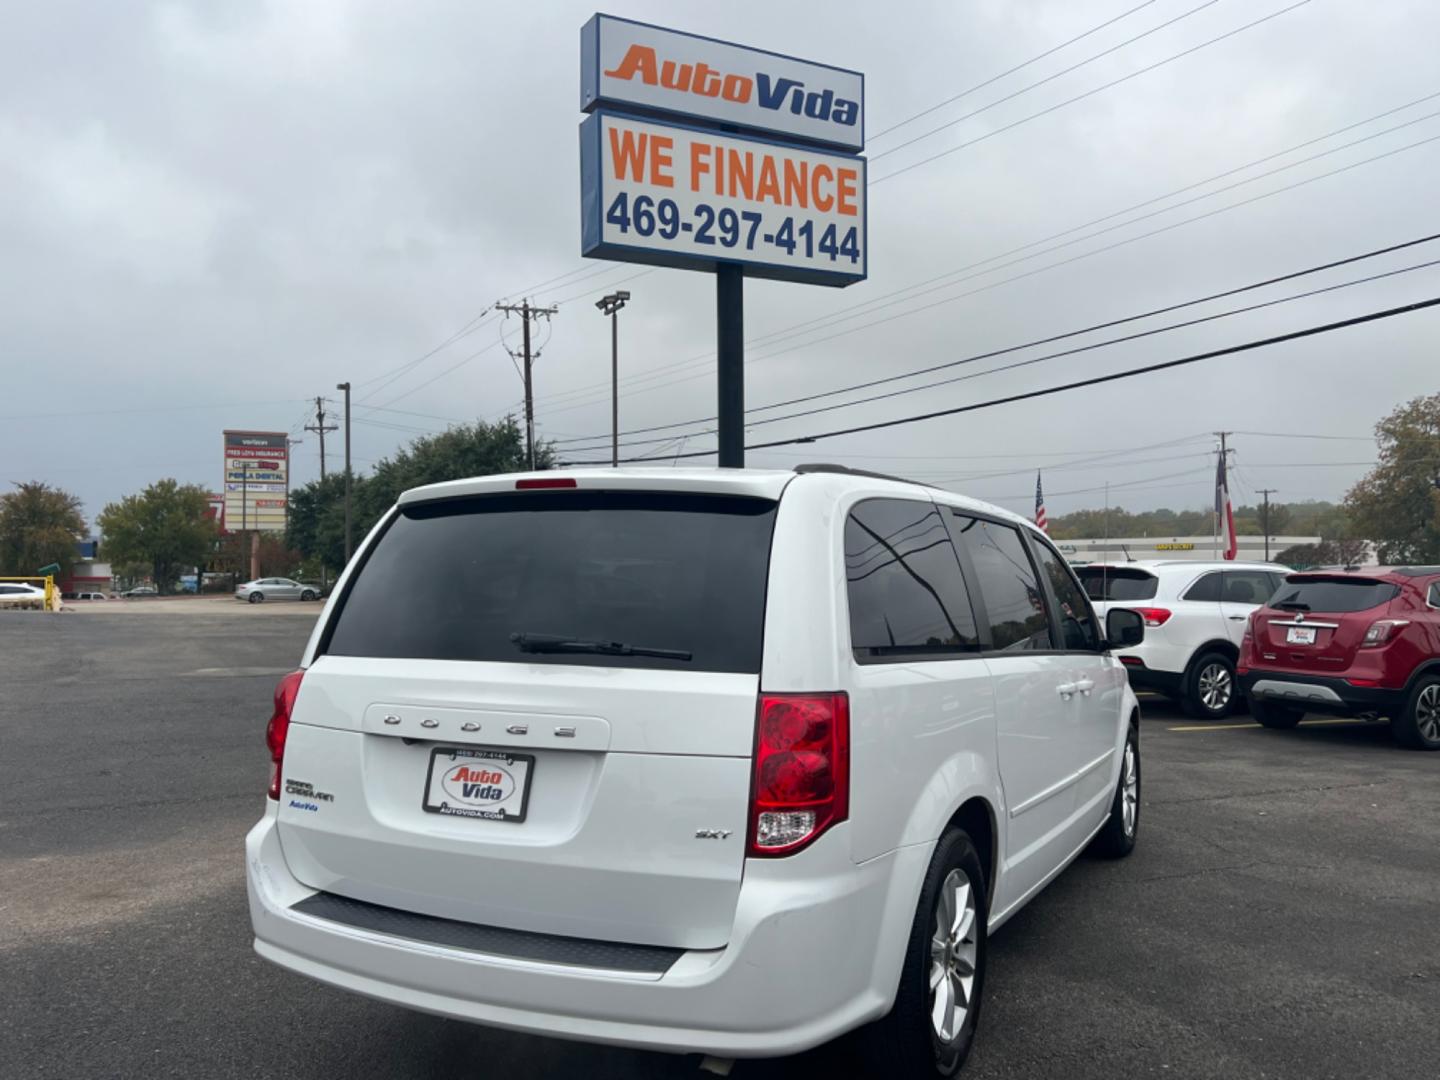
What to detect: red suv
<box><xmin>1237</xmin><ymin>566</ymin><xmax>1440</xmax><ymax>749</ymax></box>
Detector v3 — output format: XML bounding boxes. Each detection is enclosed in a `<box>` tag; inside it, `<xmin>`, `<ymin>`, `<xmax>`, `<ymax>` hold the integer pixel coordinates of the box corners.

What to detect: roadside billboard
<box><xmin>581</xmin><ymin>14</ymin><xmax>864</xmax><ymax>152</ymax></box>
<box><xmin>222</xmin><ymin>430</ymin><xmax>288</xmax><ymax>533</ymax></box>
<box><xmin>581</xmin><ymin>110</ymin><xmax>866</xmax><ymax>286</ymax></box>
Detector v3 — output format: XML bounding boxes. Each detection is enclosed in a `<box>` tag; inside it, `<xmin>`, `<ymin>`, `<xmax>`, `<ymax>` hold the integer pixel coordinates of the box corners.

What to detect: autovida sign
<box><xmin>580</xmin><ymin>14</ymin><xmax>866</xmax><ymax>287</ymax></box>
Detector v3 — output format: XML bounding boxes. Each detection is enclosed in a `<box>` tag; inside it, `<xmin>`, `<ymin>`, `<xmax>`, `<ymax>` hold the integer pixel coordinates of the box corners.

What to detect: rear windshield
<box><xmin>1271</xmin><ymin>577</ymin><xmax>1399</xmax><ymax>613</ymax></box>
<box><xmin>322</xmin><ymin>491</ymin><xmax>777</xmax><ymax>672</ymax></box>
<box><xmin>1076</xmin><ymin>567</ymin><xmax>1159</xmax><ymax>602</ymax></box>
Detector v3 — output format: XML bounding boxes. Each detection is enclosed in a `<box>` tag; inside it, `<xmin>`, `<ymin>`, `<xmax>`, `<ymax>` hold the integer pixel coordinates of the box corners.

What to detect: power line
<box><xmin>560</xmin><ymin>295</ymin><xmax>1440</xmax><ymax>464</ymax></box>
<box><xmin>551</xmin><ymin>239</ymin><xmax>1440</xmax><ymax>451</ymax></box>
<box><xmin>871</xmin><ymin>0</ymin><xmax>1315</xmax><ymax>185</ymax></box>
<box><xmin>532</xmin><ymin>98</ymin><xmax>1440</xmax><ymax>418</ymax></box>
<box><xmin>870</xmin><ymin>0</ymin><xmax>1163</xmax><ymax>141</ymax></box>
<box><xmin>871</xmin><ymin>0</ymin><xmax>1221</xmax><ymax>161</ymax></box>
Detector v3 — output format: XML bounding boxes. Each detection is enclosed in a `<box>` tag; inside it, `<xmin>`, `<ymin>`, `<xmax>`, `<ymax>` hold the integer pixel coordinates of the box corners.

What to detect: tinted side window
<box><xmin>1032</xmin><ymin>540</ymin><xmax>1102</xmax><ymax>650</ymax></box>
<box><xmin>1223</xmin><ymin>571</ymin><xmax>1277</xmax><ymax>605</ymax></box>
<box><xmin>951</xmin><ymin>515</ymin><xmax>1052</xmax><ymax>651</ymax></box>
<box><xmin>1184</xmin><ymin>572</ymin><xmax>1223</xmax><ymax>602</ymax></box>
<box><xmin>1429</xmin><ymin>582</ymin><xmax>1440</xmax><ymax>608</ymax></box>
<box><xmin>845</xmin><ymin>499</ymin><xmax>980</xmax><ymax>659</ymax></box>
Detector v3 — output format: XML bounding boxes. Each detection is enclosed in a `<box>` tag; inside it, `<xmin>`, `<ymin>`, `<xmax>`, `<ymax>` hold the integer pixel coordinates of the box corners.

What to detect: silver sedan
<box><xmin>234</xmin><ymin>578</ymin><xmax>319</xmax><ymax>604</ymax></box>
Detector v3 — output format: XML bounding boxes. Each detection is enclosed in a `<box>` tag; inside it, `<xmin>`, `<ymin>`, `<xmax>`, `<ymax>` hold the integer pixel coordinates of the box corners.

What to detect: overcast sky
<box><xmin>3</xmin><ymin>0</ymin><xmax>1437</xmax><ymax>530</ymax></box>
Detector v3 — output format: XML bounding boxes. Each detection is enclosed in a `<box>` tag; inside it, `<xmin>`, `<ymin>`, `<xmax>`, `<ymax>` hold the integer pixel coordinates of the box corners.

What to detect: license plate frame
<box><xmin>422</xmin><ymin>746</ymin><xmax>535</xmax><ymax>824</ymax></box>
<box><xmin>1286</xmin><ymin>626</ymin><xmax>1317</xmax><ymax>645</ymax></box>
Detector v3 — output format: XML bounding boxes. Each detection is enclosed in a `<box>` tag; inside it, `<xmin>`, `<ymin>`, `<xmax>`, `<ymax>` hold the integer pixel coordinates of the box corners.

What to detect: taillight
<box><xmin>515</xmin><ymin>477</ymin><xmax>577</xmax><ymax>489</ymax></box>
<box><xmin>1134</xmin><ymin>607</ymin><xmax>1172</xmax><ymax>627</ymax></box>
<box><xmin>748</xmin><ymin>693</ymin><xmax>849</xmax><ymax>857</ymax></box>
<box><xmin>1361</xmin><ymin>619</ymin><xmax>1409</xmax><ymax>647</ymax></box>
<box><xmin>266</xmin><ymin>670</ymin><xmax>305</xmax><ymax>800</ymax></box>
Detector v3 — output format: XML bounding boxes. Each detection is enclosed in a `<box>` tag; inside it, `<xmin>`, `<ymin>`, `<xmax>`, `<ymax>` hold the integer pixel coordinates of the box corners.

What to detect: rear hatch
<box><xmin>277</xmin><ymin>484</ymin><xmax>781</xmax><ymax>950</ymax></box>
<box><xmin>1250</xmin><ymin>574</ymin><xmax>1400</xmax><ymax>676</ymax></box>
<box><xmin>1076</xmin><ymin>566</ymin><xmax>1160</xmax><ymax>617</ymax></box>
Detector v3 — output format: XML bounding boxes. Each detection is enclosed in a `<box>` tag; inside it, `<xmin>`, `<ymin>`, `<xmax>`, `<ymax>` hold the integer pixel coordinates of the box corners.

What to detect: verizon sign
<box><xmin>581</xmin><ymin>14</ymin><xmax>864</xmax><ymax>152</ymax></box>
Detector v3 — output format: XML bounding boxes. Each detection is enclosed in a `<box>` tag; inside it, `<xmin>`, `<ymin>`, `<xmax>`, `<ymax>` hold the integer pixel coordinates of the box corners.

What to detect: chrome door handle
<box><xmin>1056</xmin><ymin>682</ymin><xmax>1077</xmax><ymax>700</ymax></box>
<box><xmin>1074</xmin><ymin>678</ymin><xmax>1095</xmax><ymax>697</ymax></box>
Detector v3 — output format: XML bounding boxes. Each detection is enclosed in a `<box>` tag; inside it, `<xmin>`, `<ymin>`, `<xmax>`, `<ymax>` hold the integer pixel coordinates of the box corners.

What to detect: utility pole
<box><xmin>305</xmin><ymin>396</ymin><xmax>338</xmax><ymax>480</ymax></box>
<box><xmin>1213</xmin><ymin>431</ymin><xmax>1233</xmax><ymax>560</ymax></box>
<box><xmin>336</xmin><ymin>381</ymin><xmax>352</xmax><ymax>563</ymax></box>
<box><xmin>1258</xmin><ymin>488</ymin><xmax>1278</xmax><ymax>561</ymax></box>
<box><xmin>496</xmin><ymin>299</ymin><xmax>557</xmax><ymax>470</ymax></box>
<box><xmin>595</xmin><ymin>290</ymin><xmax>631</xmax><ymax>467</ymax></box>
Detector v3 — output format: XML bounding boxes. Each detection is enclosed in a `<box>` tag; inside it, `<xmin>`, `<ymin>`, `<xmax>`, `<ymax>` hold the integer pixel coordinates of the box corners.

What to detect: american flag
<box><xmin>1215</xmin><ymin>451</ymin><xmax>1237</xmax><ymax>560</ymax></box>
<box><xmin>1034</xmin><ymin>471</ymin><xmax>1048</xmax><ymax>534</ymax></box>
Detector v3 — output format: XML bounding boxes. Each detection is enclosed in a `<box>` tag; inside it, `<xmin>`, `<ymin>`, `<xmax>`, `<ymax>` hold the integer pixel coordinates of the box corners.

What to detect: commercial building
<box><xmin>1055</xmin><ymin>535</ymin><xmax>1322</xmax><ymax>565</ymax></box>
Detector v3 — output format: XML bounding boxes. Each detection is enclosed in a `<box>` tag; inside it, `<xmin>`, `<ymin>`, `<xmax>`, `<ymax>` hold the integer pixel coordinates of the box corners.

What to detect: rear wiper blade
<box><xmin>509</xmin><ymin>632</ymin><xmax>692</xmax><ymax>661</ymax></box>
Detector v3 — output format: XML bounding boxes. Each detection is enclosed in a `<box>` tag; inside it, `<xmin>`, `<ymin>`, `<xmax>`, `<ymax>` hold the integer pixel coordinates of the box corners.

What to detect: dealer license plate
<box><xmin>1286</xmin><ymin>626</ymin><xmax>1317</xmax><ymax>645</ymax></box>
<box><xmin>423</xmin><ymin>746</ymin><xmax>534</xmax><ymax>823</ymax></box>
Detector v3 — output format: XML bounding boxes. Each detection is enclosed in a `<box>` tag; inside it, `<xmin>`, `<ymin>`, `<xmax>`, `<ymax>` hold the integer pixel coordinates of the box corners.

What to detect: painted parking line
<box><xmin>1166</xmin><ymin>718</ymin><xmax>1365</xmax><ymax>732</ymax></box>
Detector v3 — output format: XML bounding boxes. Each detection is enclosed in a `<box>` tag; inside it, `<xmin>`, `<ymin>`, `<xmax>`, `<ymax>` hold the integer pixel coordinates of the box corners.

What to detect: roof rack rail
<box><xmin>791</xmin><ymin>462</ymin><xmax>942</xmax><ymax>490</ymax></box>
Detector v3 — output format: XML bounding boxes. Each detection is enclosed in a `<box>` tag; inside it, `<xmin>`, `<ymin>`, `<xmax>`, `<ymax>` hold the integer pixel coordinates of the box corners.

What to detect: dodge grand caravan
<box><xmin>247</xmin><ymin>466</ymin><xmax>1147</xmax><ymax>1075</ymax></box>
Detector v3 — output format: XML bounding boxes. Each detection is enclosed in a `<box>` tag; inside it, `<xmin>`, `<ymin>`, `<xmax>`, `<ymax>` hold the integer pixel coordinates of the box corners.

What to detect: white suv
<box><xmin>247</xmin><ymin>467</ymin><xmax>1146</xmax><ymax>1075</ymax></box>
<box><xmin>1078</xmin><ymin>560</ymin><xmax>1287</xmax><ymax>719</ymax></box>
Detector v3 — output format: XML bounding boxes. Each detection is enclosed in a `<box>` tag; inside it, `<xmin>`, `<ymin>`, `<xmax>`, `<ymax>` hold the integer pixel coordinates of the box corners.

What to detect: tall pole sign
<box><xmin>580</xmin><ymin>14</ymin><xmax>866</xmax><ymax>467</ymax></box>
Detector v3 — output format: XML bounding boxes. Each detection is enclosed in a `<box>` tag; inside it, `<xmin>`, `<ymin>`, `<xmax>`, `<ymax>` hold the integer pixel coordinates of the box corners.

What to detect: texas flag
<box><xmin>1215</xmin><ymin>452</ymin><xmax>1237</xmax><ymax>561</ymax></box>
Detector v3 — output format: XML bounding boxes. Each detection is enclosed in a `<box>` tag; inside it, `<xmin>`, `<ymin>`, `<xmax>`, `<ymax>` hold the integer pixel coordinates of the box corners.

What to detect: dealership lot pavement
<box><xmin>3</xmin><ymin>607</ymin><xmax>1438</xmax><ymax>1080</ymax></box>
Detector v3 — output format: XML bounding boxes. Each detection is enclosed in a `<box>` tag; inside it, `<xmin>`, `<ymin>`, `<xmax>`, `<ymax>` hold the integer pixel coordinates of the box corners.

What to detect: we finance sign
<box><xmin>581</xmin><ymin>14</ymin><xmax>864</xmax><ymax>153</ymax></box>
<box><xmin>581</xmin><ymin>112</ymin><xmax>866</xmax><ymax>286</ymax></box>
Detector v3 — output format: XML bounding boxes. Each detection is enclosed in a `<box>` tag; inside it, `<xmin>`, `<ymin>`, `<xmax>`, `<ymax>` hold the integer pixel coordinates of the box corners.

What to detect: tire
<box><xmin>248</xmin><ymin>592</ymin><xmax>264</xmax><ymax>604</ymax></box>
<box><xmin>300</xmin><ymin>590</ymin><xmax>316</xmax><ymax>602</ymax></box>
<box><xmin>1392</xmin><ymin>675</ymin><xmax>1440</xmax><ymax>750</ymax></box>
<box><xmin>1248</xmin><ymin>696</ymin><xmax>1303</xmax><ymax>729</ymax></box>
<box><xmin>1182</xmin><ymin>651</ymin><xmax>1236</xmax><ymax>720</ymax></box>
<box><xmin>859</xmin><ymin>829</ymin><xmax>987</xmax><ymax>1077</ymax></box>
<box><xmin>1089</xmin><ymin>725</ymin><xmax>1139</xmax><ymax>859</ymax></box>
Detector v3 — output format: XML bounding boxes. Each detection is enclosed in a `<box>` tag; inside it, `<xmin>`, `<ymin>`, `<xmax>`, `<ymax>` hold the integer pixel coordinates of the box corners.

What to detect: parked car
<box><xmin>72</xmin><ymin>591</ymin><xmax>109</xmax><ymax>601</ymax></box>
<box><xmin>235</xmin><ymin>578</ymin><xmax>319</xmax><ymax>603</ymax></box>
<box><xmin>247</xmin><ymin>466</ymin><xmax>1147</xmax><ymax>1076</ymax></box>
<box><xmin>1239</xmin><ymin>566</ymin><xmax>1440</xmax><ymax>749</ymax></box>
<box><xmin>122</xmin><ymin>585</ymin><xmax>158</xmax><ymax>598</ymax></box>
<box><xmin>1079</xmin><ymin>560</ymin><xmax>1288</xmax><ymax>718</ymax></box>
<box><xmin>0</xmin><ymin>583</ymin><xmax>46</xmax><ymax>608</ymax></box>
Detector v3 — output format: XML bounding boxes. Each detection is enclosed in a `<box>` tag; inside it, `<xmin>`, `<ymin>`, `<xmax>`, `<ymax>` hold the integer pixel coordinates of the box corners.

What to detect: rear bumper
<box><xmin>1117</xmin><ymin>659</ymin><xmax>1183</xmax><ymax>696</ymax></box>
<box><xmin>1240</xmin><ymin>671</ymin><xmax>1406</xmax><ymax>715</ymax></box>
<box><xmin>247</xmin><ymin>806</ymin><xmax>929</xmax><ymax>1057</ymax></box>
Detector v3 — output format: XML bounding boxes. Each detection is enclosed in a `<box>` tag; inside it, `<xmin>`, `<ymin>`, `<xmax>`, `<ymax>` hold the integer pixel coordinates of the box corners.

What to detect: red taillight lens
<box><xmin>1134</xmin><ymin>607</ymin><xmax>1172</xmax><ymax>627</ymax></box>
<box><xmin>1361</xmin><ymin>619</ymin><xmax>1409</xmax><ymax>648</ymax></box>
<box><xmin>748</xmin><ymin>693</ymin><xmax>849</xmax><ymax>857</ymax></box>
<box><xmin>266</xmin><ymin>670</ymin><xmax>305</xmax><ymax>800</ymax></box>
<box><xmin>515</xmin><ymin>477</ymin><xmax>577</xmax><ymax>489</ymax></box>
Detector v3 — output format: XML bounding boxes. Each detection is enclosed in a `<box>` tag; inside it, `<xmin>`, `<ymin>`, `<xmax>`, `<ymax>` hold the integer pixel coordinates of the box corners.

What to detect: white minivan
<box><xmin>247</xmin><ymin>466</ymin><xmax>1146</xmax><ymax>1076</ymax></box>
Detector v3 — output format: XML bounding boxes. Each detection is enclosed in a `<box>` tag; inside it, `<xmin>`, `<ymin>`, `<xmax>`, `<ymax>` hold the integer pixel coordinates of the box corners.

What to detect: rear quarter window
<box><xmin>321</xmin><ymin>491</ymin><xmax>778</xmax><ymax>673</ymax></box>
<box><xmin>1271</xmin><ymin>577</ymin><xmax>1400</xmax><ymax>613</ymax></box>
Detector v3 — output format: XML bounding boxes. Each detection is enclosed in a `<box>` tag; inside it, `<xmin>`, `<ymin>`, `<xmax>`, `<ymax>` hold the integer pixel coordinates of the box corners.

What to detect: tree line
<box><xmin>3</xmin><ymin>395</ymin><xmax>1435</xmax><ymax>588</ymax></box>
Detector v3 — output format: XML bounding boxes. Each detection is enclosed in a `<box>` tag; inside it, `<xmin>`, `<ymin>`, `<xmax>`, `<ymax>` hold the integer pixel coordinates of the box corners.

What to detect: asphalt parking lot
<box><xmin>3</xmin><ymin>605</ymin><xmax>1438</xmax><ymax>1080</ymax></box>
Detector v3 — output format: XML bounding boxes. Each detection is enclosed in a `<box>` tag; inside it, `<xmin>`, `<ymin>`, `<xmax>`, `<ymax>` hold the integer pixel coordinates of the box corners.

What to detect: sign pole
<box><xmin>716</xmin><ymin>264</ymin><xmax>744</xmax><ymax>468</ymax></box>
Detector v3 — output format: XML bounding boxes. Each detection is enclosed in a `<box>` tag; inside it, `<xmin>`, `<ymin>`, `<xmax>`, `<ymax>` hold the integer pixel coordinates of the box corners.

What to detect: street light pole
<box><xmin>336</xmin><ymin>381</ymin><xmax>352</xmax><ymax>563</ymax></box>
<box><xmin>595</xmin><ymin>290</ymin><xmax>630</xmax><ymax>467</ymax></box>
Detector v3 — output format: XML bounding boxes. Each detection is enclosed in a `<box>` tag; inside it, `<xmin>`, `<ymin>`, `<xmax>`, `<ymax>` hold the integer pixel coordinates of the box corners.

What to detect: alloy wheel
<box><xmin>1198</xmin><ymin>662</ymin><xmax>1232</xmax><ymax>712</ymax></box>
<box><xmin>1122</xmin><ymin>741</ymin><xmax>1139</xmax><ymax>836</ymax></box>
<box><xmin>1418</xmin><ymin>684</ymin><xmax>1440</xmax><ymax>743</ymax></box>
<box><xmin>929</xmin><ymin>870</ymin><xmax>978</xmax><ymax>1043</ymax></box>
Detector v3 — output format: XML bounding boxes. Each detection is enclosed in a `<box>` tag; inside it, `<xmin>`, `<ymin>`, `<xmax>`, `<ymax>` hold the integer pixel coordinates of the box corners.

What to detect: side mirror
<box><xmin>1107</xmin><ymin>608</ymin><xmax>1145</xmax><ymax>650</ymax></box>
